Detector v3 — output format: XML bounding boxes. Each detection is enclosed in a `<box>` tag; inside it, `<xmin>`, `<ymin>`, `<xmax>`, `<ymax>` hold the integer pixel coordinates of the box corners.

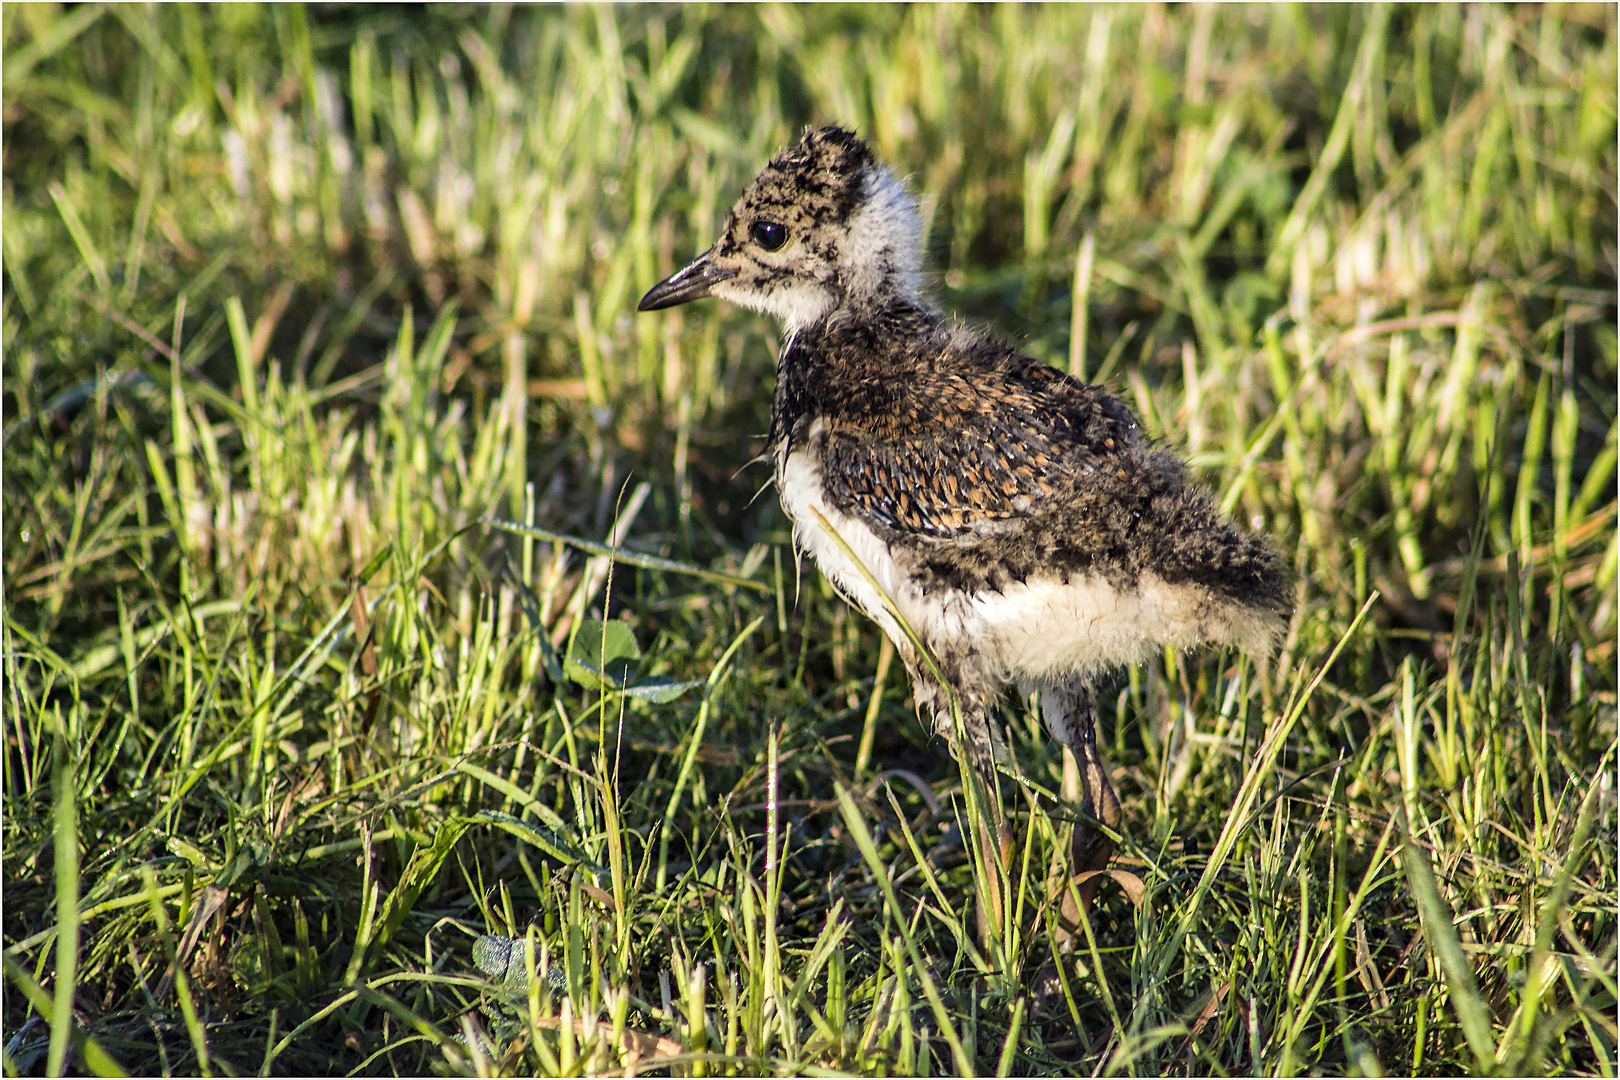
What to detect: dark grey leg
<box><xmin>913</xmin><ymin>672</ymin><xmax>1005</xmax><ymax>823</ymax></box>
<box><xmin>1040</xmin><ymin>680</ymin><xmax>1122</xmax><ymax>874</ymax></box>
<box><xmin>909</xmin><ymin>665</ymin><xmax>1013</xmax><ymax>938</ymax></box>
<box><xmin>906</xmin><ymin>659</ymin><xmax>1002</xmax><ymax>796</ymax></box>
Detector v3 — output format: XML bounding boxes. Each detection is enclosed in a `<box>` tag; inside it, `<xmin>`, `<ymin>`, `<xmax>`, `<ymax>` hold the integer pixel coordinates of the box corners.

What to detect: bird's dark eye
<box><xmin>750</xmin><ymin>221</ymin><xmax>788</xmax><ymax>251</ymax></box>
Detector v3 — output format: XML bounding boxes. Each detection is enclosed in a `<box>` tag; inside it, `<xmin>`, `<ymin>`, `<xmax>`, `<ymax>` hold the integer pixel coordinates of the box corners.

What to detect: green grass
<box><xmin>3</xmin><ymin>4</ymin><xmax>1616</xmax><ymax>1076</ymax></box>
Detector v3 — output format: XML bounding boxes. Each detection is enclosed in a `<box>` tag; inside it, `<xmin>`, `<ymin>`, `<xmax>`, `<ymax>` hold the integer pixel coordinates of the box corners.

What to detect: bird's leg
<box><xmin>959</xmin><ymin>702</ymin><xmax>1014</xmax><ymax>947</ymax></box>
<box><xmin>960</xmin><ymin>701</ymin><xmax>1013</xmax><ymax>849</ymax></box>
<box><xmin>960</xmin><ymin>704</ymin><xmax>1014</xmax><ymax>857</ymax></box>
<box><xmin>916</xmin><ymin>671</ymin><xmax>1012</xmax><ymax>943</ymax></box>
<box><xmin>1040</xmin><ymin>681</ymin><xmax>1121</xmax><ymax>876</ymax></box>
<box><xmin>1071</xmin><ymin>730</ymin><xmax>1121</xmax><ymax>876</ymax></box>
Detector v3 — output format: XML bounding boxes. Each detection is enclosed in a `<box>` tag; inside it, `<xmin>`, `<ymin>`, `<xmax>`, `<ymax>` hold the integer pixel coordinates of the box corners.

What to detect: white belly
<box><xmin>775</xmin><ymin>424</ymin><xmax>1262</xmax><ymax>690</ymax></box>
<box><xmin>968</xmin><ymin>572</ymin><xmax>1207</xmax><ymax>680</ymax></box>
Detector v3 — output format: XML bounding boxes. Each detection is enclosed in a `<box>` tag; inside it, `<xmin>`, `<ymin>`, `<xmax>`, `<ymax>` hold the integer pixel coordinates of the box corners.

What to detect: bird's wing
<box><xmin>817</xmin><ymin>360</ymin><xmax>1143</xmax><ymax>540</ymax></box>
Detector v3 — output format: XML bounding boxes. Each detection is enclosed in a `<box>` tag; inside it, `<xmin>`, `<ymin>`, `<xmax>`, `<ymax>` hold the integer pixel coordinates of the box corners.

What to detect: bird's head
<box><xmin>638</xmin><ymin>126</ymin><xmax>923</xmax><ymax>332</ymax></box>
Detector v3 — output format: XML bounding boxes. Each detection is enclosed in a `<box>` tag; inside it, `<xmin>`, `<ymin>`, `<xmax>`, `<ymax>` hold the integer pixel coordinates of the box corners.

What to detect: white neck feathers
<box><xmin>840</xmin><ymin>166</ymin><xmax>924</xmax><ymax>305</ymax></box>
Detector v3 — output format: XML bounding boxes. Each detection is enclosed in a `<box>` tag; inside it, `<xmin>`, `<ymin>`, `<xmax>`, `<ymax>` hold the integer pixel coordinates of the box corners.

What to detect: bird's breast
<box><xmin>775</xmin><ymin>433</ymin><xmax>906</xmax><ymax>644</ymax></box>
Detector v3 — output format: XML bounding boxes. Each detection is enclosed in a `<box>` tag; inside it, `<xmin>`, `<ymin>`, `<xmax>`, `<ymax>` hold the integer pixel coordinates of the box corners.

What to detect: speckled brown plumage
<box><xmin>641</xmin><ymin>125</ymin><xmax>1291</xmax><ymax>879</ymax></box>
<box><xmin>775</xmin><ymin>308</ymin><xmax>1286</xmax><ymax>606</ymax></box>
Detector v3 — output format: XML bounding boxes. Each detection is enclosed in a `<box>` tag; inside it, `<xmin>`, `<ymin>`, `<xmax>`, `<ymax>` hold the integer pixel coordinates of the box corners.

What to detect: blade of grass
<box><xmin>834</xmin><ymin>784</ymin><xmax>973</xmax><ymax>1076</ymax></box>
<box><xmin>656</xmin><ymin>616</ymin><xmax>765</xmax><ymax>891</ymax></box>
<box><xmin>1497</xmin><ymin>773</ymin><xmax>1605</xmax><ymax>1072</ymax></box>
<box><xmin>47</xmin><ymin>729</ymin><xmax>78</xmax><ymax>1079</ymax></box>
<box><xmin>1398</xmin><ymin>802</ymin><xmax>1497</xmax><ymax>1075</ymax></box>
<box><xmin>484</xmin><ymin>517</ymin><xmax>773</xmax><ymax>594</ymax></box>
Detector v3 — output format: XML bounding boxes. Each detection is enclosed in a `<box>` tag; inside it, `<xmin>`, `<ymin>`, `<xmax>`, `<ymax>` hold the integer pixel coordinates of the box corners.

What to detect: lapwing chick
<box><xmin>639</xmin><ymin>125</ymin><xmax>1289</xmax><ymax>882</ymax></box>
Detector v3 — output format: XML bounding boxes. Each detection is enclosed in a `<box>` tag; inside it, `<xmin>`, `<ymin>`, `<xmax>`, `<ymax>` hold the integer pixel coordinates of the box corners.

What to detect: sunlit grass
<box><xmin>4</xmin><ymin>5</ymin><xmax>1616</xmax><ymax>1076</ymax></box>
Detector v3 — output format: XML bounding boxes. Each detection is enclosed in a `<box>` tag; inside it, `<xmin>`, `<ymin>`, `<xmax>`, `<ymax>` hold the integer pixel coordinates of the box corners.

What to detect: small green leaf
<box><xmin>166</xmin><ymin>836</ymin><xmax>214</xmax><ymax>870</ymax></box>
<box><xmin>564</xmin><ymin>619</ymin><xmax>640</xmax><ymax>689</ymax></box>
<box><xmin>364</xmin><ymin>818</ymin><xmax>474</xmax><ymax>972</ymax></box>
<box><xmin>472</xmin><ymin>934</ymin><xmax>566</xmax><ymax>993</ymax></box>
<box><xmin>472</xmin><ymin>810</ymin><xmax>607</xmax><ymax>880</ymax></box>
<box><xmin>620</xmin><ymin>676</ymin><xmax>701</xmax><ymax>704</ymax></box>
<box><xmin>472</xmin><ymin>934</ymin><xmax>530</xmax><ymax>988</ymax></box>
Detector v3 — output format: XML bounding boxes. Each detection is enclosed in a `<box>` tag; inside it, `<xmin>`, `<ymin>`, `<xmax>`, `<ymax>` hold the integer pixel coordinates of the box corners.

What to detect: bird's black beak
<box><xmin>637</xmin><ymin>249</ymin><xmax>738</xmax><ymax>311</ymax></box>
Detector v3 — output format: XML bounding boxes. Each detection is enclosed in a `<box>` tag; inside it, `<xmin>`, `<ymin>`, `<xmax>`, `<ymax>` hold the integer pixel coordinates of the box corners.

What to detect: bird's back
<box><xmin>774</xmin><ymin>305</ymin><xmax>1290</xmax><ymax>657</ymax></box>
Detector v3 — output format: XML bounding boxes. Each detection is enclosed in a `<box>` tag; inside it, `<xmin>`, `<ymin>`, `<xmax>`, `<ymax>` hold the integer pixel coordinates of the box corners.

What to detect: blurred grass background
<box><xmin>3</xmin><ymin>3</ymin><xmax>1616</xmax><ymax>1075</ymax></box>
